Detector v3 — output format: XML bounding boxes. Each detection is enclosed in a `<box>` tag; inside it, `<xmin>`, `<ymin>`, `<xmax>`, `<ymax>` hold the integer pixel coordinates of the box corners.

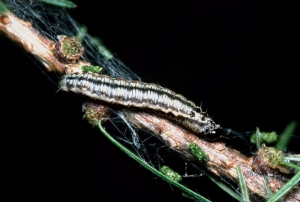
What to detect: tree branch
<box><xmin>1</xmin><ymin>10</ymin><xmax>299</xmax><ymax>202</ymax></box>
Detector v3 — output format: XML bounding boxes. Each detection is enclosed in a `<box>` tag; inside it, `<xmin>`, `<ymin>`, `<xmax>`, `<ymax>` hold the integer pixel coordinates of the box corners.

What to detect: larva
<box><xmin>59</xmin><ymin>73</ymin><xmax>222</xmax><ymax>137</ymax></box>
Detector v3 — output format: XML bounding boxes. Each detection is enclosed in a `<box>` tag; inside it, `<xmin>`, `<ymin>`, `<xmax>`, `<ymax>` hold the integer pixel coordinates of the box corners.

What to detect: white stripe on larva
<box><xmin>59</xmin><ymin>73</ymin><xmax>221</xmax><ymax>136</ymax></box>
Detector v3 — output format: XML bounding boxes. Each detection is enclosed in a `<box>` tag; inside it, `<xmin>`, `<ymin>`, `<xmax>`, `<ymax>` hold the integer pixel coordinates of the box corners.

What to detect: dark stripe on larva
<box><xmin>59</xmin><ymin>73</ymin><xmax>221</xmax><ymax>135</ymax></box>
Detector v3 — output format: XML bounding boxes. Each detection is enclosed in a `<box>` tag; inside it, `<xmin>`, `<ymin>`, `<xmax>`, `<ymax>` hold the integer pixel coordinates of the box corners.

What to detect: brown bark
<box><xmin>121</xmin><ymin>110</ymin><xmax>300</xmax><ymax>201</ymax></box>
<box><xmin>1</xmin><ymin>11</ymin><xmax>300</xmax><ymax>201</ymax></box>
<box><xmin>0</xmin><ymin>12</ymin><xmax>90</xmax><ymax>75</ymax></box>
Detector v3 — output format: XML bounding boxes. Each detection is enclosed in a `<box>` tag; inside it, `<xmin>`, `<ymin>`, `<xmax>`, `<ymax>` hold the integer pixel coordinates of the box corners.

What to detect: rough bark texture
<box><xmin>121</xmin><ymin>110</ymin><xmax>300</xmax><ymax>201</ymax></box>
<box><xmin>1</xmin><ymin>11</ymin><xmax>300</xmax><ymax>201</ymax></box>
<box><xmin>0</xmin><ymin>12</ymin><xmax>89</xmax><ymax>75</ymax></box>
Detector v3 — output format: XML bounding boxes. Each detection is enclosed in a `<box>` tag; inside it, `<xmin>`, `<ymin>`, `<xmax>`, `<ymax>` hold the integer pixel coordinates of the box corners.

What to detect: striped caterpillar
<box><xmin>59</xmin><ymin>73</ymin><xmax>222</xmax><ymax>137</ymax></box>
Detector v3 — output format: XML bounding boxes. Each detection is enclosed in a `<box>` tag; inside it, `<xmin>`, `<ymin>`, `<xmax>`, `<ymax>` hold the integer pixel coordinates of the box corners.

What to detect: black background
<box><xmin>1</xmin><ymin>0</ymin><xmax>298</xmax><ymax>201</ymax></box>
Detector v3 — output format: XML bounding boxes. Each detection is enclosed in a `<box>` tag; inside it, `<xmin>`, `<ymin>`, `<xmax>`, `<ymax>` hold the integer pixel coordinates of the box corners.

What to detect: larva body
<box><xmin>59</xmin><ymin>73</ymin><xmax>221</xmax><ymax>136</ymax></box>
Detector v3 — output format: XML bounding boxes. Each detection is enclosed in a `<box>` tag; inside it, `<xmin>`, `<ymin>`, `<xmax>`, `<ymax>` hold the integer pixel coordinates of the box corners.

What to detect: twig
<box><xmin>1</xmin><ymin>10</ymin><xmax>300</xmax><ymax>202</ymax></box>
<box><xmin>121</xmin><ymin>110</ymin><xmax>300</xmax><ymax>201</ymax></box>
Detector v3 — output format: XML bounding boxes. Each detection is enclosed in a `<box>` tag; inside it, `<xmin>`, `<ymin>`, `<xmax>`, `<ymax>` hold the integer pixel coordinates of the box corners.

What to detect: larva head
<box><xmin>207</xmin><ymin>126</ymin><xmax>223</xmax><ymax>140</ymax></box>
<box><xmin>202</xmin><ymin>120</ymin><xmax>222</xmax><ymax>140</ymax></box>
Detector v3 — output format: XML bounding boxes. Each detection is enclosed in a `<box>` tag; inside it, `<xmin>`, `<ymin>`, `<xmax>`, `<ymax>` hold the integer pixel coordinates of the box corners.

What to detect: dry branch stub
<box><xmin>2</xmin><ymin>8</ymin><xmax>300</xmax><ymax>202</ymax></box>
<box><xmin>0</xmin><ymin>12</ymin><xmax>89</xmax><ymax>75</ymax></box>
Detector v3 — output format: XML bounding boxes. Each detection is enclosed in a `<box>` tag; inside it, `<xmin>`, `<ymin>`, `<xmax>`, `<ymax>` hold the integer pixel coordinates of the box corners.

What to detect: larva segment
<box><xmin>59</xmin><ymin>73</ymin><xmax>221</xmax><ymax>136</ymax></box>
